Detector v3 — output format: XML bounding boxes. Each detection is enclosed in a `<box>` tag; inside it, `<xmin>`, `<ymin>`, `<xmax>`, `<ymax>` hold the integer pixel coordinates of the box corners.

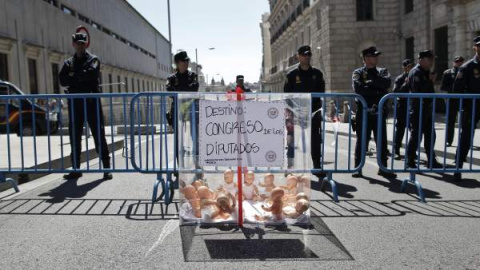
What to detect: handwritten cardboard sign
<box><xmin>199</xmin><ymin>100</ymin><xmax>286</xmax><ymax>167</ymax></box>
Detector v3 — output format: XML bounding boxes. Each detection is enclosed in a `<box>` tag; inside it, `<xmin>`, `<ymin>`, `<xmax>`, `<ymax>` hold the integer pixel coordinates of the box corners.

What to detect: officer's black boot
<box><xmin>102</xmin><ymin>158</ymin><xmax>112</xmax><ymax>180</ymax></box>
<box><xmin>378</xmin><ymin>160</ymin><xmax>397</xmax><ymax>178</ymax></box>
<box><xmin>428</xmin><ymin>158</ymin><xmax>443</xmax><ymax>169</ymax></box>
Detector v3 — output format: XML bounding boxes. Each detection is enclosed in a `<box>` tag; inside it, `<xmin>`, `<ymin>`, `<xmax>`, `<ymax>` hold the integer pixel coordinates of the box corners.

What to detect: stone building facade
<box><xmin>264</xmin><ymin>0</ymin><xmax>480</xmax><ymax>93</ymax></box>
<box><xmin>0</xmin><ymin>0</ymin><xmax>172</xmax><ymax>94</ymax></box>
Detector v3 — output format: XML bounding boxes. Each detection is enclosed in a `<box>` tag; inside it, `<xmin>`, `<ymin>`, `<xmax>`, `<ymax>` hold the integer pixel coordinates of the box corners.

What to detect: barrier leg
<box><xmin>401</xmin><ymin>172</ymin><xmax>426</xmax><ymax>203</ymax></box>
<box><xmin>320</xmin><ymin>172</ymin><xmax>339</xmax><ymax>203</ymax></box>
<box><xmin>152</xmin><ymin>174</ymin><xmax>166</xmax><ymax>203</ymax></box>
<box><xmin>0</xmin><ymin>174</ymin><xmax>19</xmax><ymax>193</ymax></box>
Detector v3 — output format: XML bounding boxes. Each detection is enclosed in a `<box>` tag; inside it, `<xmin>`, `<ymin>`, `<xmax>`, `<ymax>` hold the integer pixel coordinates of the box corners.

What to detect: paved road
<box><xmin>0</xmin><ymin>131</ymin><xmax>479</xmax><ymax>269</ymax></box>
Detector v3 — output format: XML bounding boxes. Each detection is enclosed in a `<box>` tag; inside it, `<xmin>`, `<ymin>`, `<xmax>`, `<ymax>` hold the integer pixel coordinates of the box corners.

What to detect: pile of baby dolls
<box><xmin>179</xmin><ymin>169</ymin><xmax>311</xmax><ymax>225</ymax></box>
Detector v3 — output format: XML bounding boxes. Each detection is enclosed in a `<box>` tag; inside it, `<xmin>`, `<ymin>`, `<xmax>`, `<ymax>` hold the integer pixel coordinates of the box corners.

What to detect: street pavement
<box><xmin>0</xmin><ymin>125</ymin><xmax>479</xmax><ymax>269</ymax></box>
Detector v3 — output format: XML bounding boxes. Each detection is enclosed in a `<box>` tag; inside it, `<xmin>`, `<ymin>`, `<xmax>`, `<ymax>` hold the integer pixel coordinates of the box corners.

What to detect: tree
<box><xmin>211</xmin><ymin>78</ymin><xmax>215</xmax><ymax>85</ymax></box>
<box><xmin>220</xmin><ymin>77</ymin><xmax>225</xmax><ymax>86</ymax></box>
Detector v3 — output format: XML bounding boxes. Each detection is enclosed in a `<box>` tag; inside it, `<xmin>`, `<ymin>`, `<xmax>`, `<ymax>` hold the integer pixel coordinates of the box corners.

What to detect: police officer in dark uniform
<box><xmin>166</xmin><ymin>51</ymin><xmax>199</xmax><ymax>176</ymax></box>
<box><xmin>284</xmin><ymin>45</ymin><xmax>326</xmax><ymax>180</ymax></box>
<box><xmin>441</xmin><ymin>56</ymin><xmax>465</xmax><ymax>146</ymax></box>
<box><xmin>452</xmin><ymin>36</ymin><xmax>480</xmax><ymax>181</ymax></box>
<box><xmin>59</xmin><ymin>32</ymin><xmax>111</xmax><ymax>180</ymax></box>
<box><xmin>406</xmin><ymin>50</ymin><xmax>442</xmax><ymax>169</ymax></box>
<box><xmin>235</xmin><ymin>75</ymin><xmax>252</xmax><ymax>92</ymax></box>
<box><xmin>393</xmin><ymin>59</ymin><xmax>414</xmax><ymax>160</ymax></box>
<box><xmin>352</xmin><ymin>46</ymin><xmax>396</xmax><ymax>178</ymax></box>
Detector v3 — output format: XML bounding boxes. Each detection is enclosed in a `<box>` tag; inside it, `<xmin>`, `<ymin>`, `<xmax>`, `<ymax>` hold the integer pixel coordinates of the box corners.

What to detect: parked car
<box><xmin>0</xmin><ymin>80</ymin><xmax>58</xmax><ymax>136</ymax></box>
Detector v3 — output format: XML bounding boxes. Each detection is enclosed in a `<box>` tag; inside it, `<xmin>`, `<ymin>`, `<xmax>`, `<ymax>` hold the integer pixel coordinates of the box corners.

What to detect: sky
<box><xmin>127</xmin><ymin>0</ymin><xmax>270</xmax><ymax>84</ymax></box>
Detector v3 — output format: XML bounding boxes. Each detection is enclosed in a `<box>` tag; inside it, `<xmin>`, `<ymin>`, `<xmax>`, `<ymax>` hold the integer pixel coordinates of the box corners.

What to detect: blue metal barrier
<box><xmin>129</xmin><ymin>92</ymin><xmax>177</xmax><ymax>205</ymax></box>
<box><xmin>0</xmin><ymin>93</ymin><xmax>138</xmax><ymax>192</ymax></box>
<box><xmin>131</xmin><ymin>92</ymin><xmax>368</xmax><ymax>203</ymax></box>
<box><xmin>377</xmin><ymin>93</ymin><xmax>480</xmax><ymax>202</ymax></box>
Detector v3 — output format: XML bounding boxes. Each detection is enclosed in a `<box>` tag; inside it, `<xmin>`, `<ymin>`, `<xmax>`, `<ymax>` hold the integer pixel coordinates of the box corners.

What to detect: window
<box><xmin>0</xmin><ymin>53</ymin><xmax>8</xmax><ymax>81</ymax></box>
<box><xmin>117</xmin><ymin>75</ymin><xmax>121</xmax><ymax>92</ymax></box>
<box><xmin>91</xmin><ymin>21</ymin><xmax>101</xmax><ymax>30</ymax></box>
<box><xmin>61</xmin><ymin>5</ymin><xmax>76</xmax><ymax>17</ymax></box>
<box><xmin>137</xmin><ymin>79</ymin><xmax>140</xmax><ymax>93</ymax></box>
<box><xmin>405</xmin><ymin>0</ymin><xmax>413</xmax><ymax>14</ymax></box>
<box><xmin>132</xmin><ymin>78</ymin><xmax>135</xmax><ymax>92</ymax></box>
<box><xmin>435</xmin><ymin>26</ymin><xmax>449</xmax><ymax>80</ymax></box>
<box><xmin>356</xmin><ymin>0</ymin><xmax>373</xmax><ymax>21</ymax></box>
<box><xmin>108</xmin><ymin>74</ymin><xmax>113</xmax><ymax>93</ymax></box>
<box><xmin>43</xmin><ymin>0</ymin><xmax>58</xmax><ymax>7</ymax></box>
<box><xmin>405</xmin><ymin>37</ymin><xmax>414</xmax><ymax>61</ymax></box>
<box><xmin>125</xmin><ymin>77</ymin><xmax>128</xmax><ymax>93</ymax></box>
<box><xmin>78</xmin><ymin>13</ymin><xmax>90</xmax><ymax>24</ymax></box>
<box><xmin>28</xmin><ymin>59</ymin><xmax>38</xmax><ymax>94</ymax></box>
<box><xmin>51</xmin><ymin>63</ymin><xmax>60</xmax><ymax>94</ymax></box>
<box><xmin>142</xmin><ymin>80</ymin><xmax>145</xmax><ymax>92</ymax></box>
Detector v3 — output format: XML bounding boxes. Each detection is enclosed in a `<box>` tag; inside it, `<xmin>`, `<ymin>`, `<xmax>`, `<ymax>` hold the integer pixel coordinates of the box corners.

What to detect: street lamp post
<box><xmin>195</xmin><ymin>47</ymin><xmax>215</xmax><ymax>85</ymax></box>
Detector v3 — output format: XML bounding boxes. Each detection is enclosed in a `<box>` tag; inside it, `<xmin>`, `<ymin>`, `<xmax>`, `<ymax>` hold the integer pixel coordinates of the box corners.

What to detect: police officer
<box><xmin>284</xmin><ymin>45</ymin><xmax>326</xmax><ymax>180</ymax></box>
<box><xmin>393</xmin><ymin>59</ymin><xmax>414</xmax><ymax>160</ymax></box>
<box><xmin>59</xmin><ymin>32</ymin><xmax>111</xmax><ymax>180</ymax></box>
<box><xmin>352</xmin><ymin>46</ymin><xmax>396</xmax><ymax>178</ymax></box>
<box><xmin>235</xmin><ymin>75</ymin><xmax>252</xmax><ymax>92</ymax></box>
<box><xmin>166</xmin><ymin>51</ymin><xmax>199</xmax><ymax>177</ymax></box>
<box><xmin>406</xmin><ymin>50</ymin><xmax>442</xmax><ymax>169</ymax></box>
<box><xmin>441</xmin><ymin>56</ymin><xmax>465</xmax><ymax>146</ymax></box>
<box><xmin>452</xmin><ymin>36</ymin><xmax>480</xmax><ymax>181</ymax></box>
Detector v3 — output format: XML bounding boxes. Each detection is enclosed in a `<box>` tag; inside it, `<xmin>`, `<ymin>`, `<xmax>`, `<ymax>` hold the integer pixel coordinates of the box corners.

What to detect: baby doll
<box><xmin>283</xmin><ymin>199</ymin><xmax>310</xmax><ymax>219</ymax></box>
<box><xmin>182</xmin><ymin>185</ymin><xmax>201</xmax><ymax>218</ymax></box>
<box><xmin>259</xmin><ymin>173</ymin><xmax>276</xmax><ymax>200</ymax></box>
<box><xmin>192</xmin><ymin>179</ymin><xmax>206</xmax><ymax>190</ymax></box>
<box><xmin>242</xmin><ymin>171</ymin><xmax>259</xmax><ymax>201</ymax></box>
<box><xmin>211</xmin><ymin>192</ymin><xmax>236</xmax><ymax>220</ymax></box>
<box><xmin>197</xmin><ymin>186</ymin><xmax>217</xmax><ymax>208</ymax></box>
<box><xmin>281</xmin><ymin>175</ymin><xmax>298</xmax><ymax>204</ymax></box>
<box><xmin>218</xmin><ymin>169</ymin><xmax>237</xmax><ymax>196</ymax></box>
<box><xmin>297</xmin><ymin>175</ymin><xmax>311</xmax><ymax>194</ymax></box>
<box><xmin>258</xmin><ymin>187</ymin><xmax>285</xmax><ymax>221</ymax></box>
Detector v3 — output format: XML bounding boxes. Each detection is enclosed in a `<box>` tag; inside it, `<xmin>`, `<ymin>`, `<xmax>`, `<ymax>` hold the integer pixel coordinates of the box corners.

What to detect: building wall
<box><xmin>260</xmin><ymin>13</ymin><xmax>273</xmax><ymax>92</ymax></box>
<box><xmin>265</xmin><ymin>0</ymin><xmax>480</xmax><ymax>94</ymax></box>
<box><xmin>0</xmin><ymin>0</ymin><xmax>171</xmax><ymax>94</ymax></box>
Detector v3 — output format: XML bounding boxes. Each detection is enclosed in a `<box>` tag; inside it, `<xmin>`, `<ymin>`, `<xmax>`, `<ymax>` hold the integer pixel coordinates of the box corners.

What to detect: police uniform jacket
<box><xmin>453</xmin><ymin>56</ymin><xmax>480</xmax><ymax>94</ymax></box>
<box><xmin>284</xmin><ymin>66</ymin><xmax>325</xmax><ymax>112</ymax></box>
<box><xmin>166</xmin><ymin>71</ymin><xmax>199</xmax><ymax>92</ymax></box>
<box><xmin>441</xmin><ymin>67</ymin><xmax>459</xmax><ymax>93</ymax></box>
<box><xmin>393</xmin><ymin>73</ymin><xmax>410</xmax><ymax>93</ymax></box>
<box><xmin>59</xmin><ymin>51</ymin><xmax>100</xmax><ymax>93</ymax></box>
<box><xmin>352</xmin><ymin>66</ymin><xmax>391</xmax><ymax>108</ymax></box>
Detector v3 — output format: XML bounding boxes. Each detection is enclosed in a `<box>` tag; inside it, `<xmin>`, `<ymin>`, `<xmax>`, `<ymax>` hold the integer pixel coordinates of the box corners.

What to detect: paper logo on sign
<box><xmin>199</xmin><ymin>100</ymin><xmax>286</xmax><ymax>167</ymax></box>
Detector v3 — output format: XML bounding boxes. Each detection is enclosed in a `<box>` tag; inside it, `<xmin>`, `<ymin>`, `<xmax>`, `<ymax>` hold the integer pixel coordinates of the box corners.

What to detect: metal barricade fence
<box><xmin>130</xmin><ymin>92</ymin><xmax>368</xmax><ymax>203</ymax></box>
<box><xmin>377</xmin><ymin>93</ymin><xmax>480</xmax><ymax>202</ymax></box>
<box><xmin>129</xmin><ymin>92</ymin><xmax>177</xmax><ymax>205</ymax></box>
<box><xmin>0</xmin><ymin>93</ymin><xmax>139</xmax><ymax>191</ymax></box>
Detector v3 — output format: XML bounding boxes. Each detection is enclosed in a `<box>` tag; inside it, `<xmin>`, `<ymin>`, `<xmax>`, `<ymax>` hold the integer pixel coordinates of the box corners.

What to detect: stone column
<box><xmin>450</xmin><ymin>1</ymin><xmax>470</xmax><ymax>58</ymax></box>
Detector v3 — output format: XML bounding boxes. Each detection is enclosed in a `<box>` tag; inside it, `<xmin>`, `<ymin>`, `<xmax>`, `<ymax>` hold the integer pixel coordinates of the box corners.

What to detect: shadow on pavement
<box><xmin>180</xmin><ymin>215</ymin><xmax>354</xmax><ymax>262</ymax></box>
<box><xmin>38</xmin><ymin>178</ymin><xmax>107</xmax><ymax>203</ymax></box>
<box><xmin>362</xmin><ymin>175</ymin><xmax>442</xmax><ymax>200</ymax></box>
<box><xmin>311</xmin><ymin>179</ymin><xmax>357</xmax><ymax>199</ymax></box>
<box><xmin>0</xmin><ymin>197</ymin><xmax>179</xmax><ymax>220</ymax></box>
<box><xmin>392</xmin><ymin>200</ymin><xmax>480</xmax><ymax>218</ymax></box>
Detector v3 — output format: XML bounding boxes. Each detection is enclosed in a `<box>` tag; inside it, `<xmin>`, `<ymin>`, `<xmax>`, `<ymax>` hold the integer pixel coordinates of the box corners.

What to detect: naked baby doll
<box><xmin>192</xmin><ymin>179</ymin><xmax>206</xmax><ymax>190</ymax></box>
<box><xmin>297</xmin><ymin>175</ymin><xmax>311</xmax><ymax>194</ymax></box>
<box><xmin>182</xmin><ymin>185</ymin><xmax>201</xmax><ymax>218</ymax></box>
<box><xmin>281</xmin><ymin>175</ymin><xmax>298</xmax><ymax>204</ymax></box>
<box><xmin>259</xmin><ymin>173</ymin><xmax>276</xmax><ymax>200</ymax></box>
<box><xmin>217</xmin><ymin>169</ymin><xmax>237</xmax><ymax>196</ymax></box>
<box><xmin>211</xmin><ymin>192</ymin><xmax>236</xmax><ymax>221</ymax></box>
<box><xmin>283</xmin><ymin>199</ymin><xmax>310</xmax><ymax>219</ymax></box>
<box><xmin>256</xmin><ymin>187</ymin><xmax>285</xmax><ymax>221</ymax></box>
<box><xmin>242</xmin><ymin>171</ymin><xmax>259</xmax><ymax>201</ymax></box>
